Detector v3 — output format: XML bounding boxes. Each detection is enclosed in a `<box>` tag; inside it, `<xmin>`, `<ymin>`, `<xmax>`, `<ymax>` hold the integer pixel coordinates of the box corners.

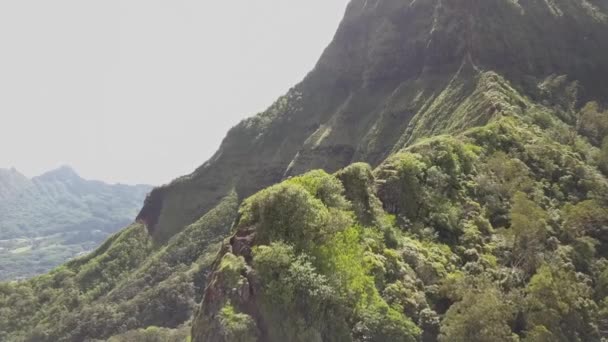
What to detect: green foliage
<box><xmin>218</xmin><ymin>253</ymin><xmax>246</xmax><ymax>289</ymax></box>
<box><xmin>251</xmin><ymin>243</ymin><xmax>293</xmax><ymax>280</ymax></box>
<box><xmin>439</xmin><ymin>279</ymin><xmax>517</xmax><ymax>342</ymax></box>
<box><xmin>525</xmin><ymin>263</ymin><xmax>600</xmax><ymax>341</ymax></box>
<box><xmin>241</xmin><ymin>172</ymin><xmax>420</xmax><ymax>342</ymax></box>
<box><xmin>401</xmin><ymin>236</ymin><xmax>456</xmax><ymax>286</ymax></box>
<box><xmin>0</xmin><ymin>193</ymin><xmax>238</xmax><ymax>342</ymax></box>
<box><xmin>286</xmin><ymin>169</ymin><xmax>350</xmax><ymax>209</ymax></box>
<box><xmin>114</xmin><ymin>191</ymin><xmax>238</xmax><ymax>302</ymax></box>
<box><xmin>250</xmin><ymin>226</ymin><xmax>420</xmax><ymax>342</ymax></box>
<box><xmin>508</xmin><ymin>192</ymin><xmax>549</xmax><ymax>274</ymax></box>
<box><xmin>186</xmin><ymin>111</ymin><xmax>608</xmax><ymax>342</ymax></box>
<box><xmin>599</xmin><ymin>137</ymin><xmax>608</xmax><ymax>175</ymax></box>
<box><xmin>107</xmin><ymin>325</ymin><xmax>190</xmax><ymax>342</ymax></box>
<box><xmin>376</xmin><ymin>152</ymin><xmax>427</xmax><ymax>220</ymax></box>
<box><xmin>600</xmin><ymin>298</ymin><xmax>608</xmax><ymax>338</ymax></box>
<box><xmin>595</xmin><ymin>263</ymin><xmax>608</xmax><ymax>300</ymax></box>
<box><xmin>240</xmin><ymin>183</ymin><xmax>330</xmax><ymax>250</ymax></box>
<box><xmin>353</xmin><ymin>303</ymin><xmax>421</xmax><ymax>342</ymax></box>
<box><xmin>320</xmin><ymin>226</ymin><xmax>421</xmax><ymax>342</ymax></box>
<box><xmin>487</xmin><ymin>152</ymin><xmax>530</xmax><ymax>187</ymax></box>
<box><xmin>317</xmin><ymin>226</ymin><xmax>376</xmax><ymax>304</ymax></box>
<box><xmin>218</xmin><ymin>305</ymin><xmax>258</xmax><ymax>342</ymax></box>
<box><xmin>335</xmin><ymin>163</ymin><xmax>384</xmax><ymax>225</ymax></box>
<box><xmin>239</xmin><ymin>171</ymin><xmax>354</xmax><ymax>252</ymax></box>
<box><xmin>523</xmin><ymin>325</ymin><xmax>557</xmax><ymax>342</ymax></box>
<box><xmin>253</xmin><ymin>243</ymin><xmax>348</xmax><ymax>342</ymax></box>
<box><xmin>376</xmin><ymin>137</ymin><xmax>482</xmax><ymax>241</ymax></box>
<box><xmin>578</xmin><ymin>102</ymin><xmax>608</xmax><ymax>146</ymax></box>
<box><xmin>562</xmin><ymin>199</ymin><xmax>608</xmax><ymax>245</ymax></box>
<box><xmin>73</xmin><ymin>224</ymin><xmax>155</xmax><ymax>297</ymax></box>
<box><xmin>570</xmin><ymin>236</ymin><xmax>598</xmax><ymax>272</ymax></box>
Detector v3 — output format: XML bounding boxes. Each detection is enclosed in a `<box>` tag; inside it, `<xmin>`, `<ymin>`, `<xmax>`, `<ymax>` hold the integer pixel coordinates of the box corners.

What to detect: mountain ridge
<box><xmin>2</xmin><ymin>0</ymin><xmax>608</xmax><ymax>341</ymax></box>
<box><xmin>137</xmin><ymin>0</ymin><xmax>608</xmax><ymax>243</ymax></box>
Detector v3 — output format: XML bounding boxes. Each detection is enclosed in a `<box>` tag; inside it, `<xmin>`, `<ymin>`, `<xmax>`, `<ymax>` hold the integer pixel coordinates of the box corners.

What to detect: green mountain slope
<box><xmin>194</xmin><ymin>113</ymin><xmax>608</xmax><ymax>342</ymax></box>
<box><xmin>2</xmin><ymin>0</ymin><xmax>608</xmax><ymax>341</ymax></box>
<box><xmin>137</xmin><ymin>0</ymin><xmax>608</xmax><ymax>243</ymax></box>
<box><xmin>0</xmin><ymin>166</ymin><xmax>151</xmax><ymax>280</ymax></box>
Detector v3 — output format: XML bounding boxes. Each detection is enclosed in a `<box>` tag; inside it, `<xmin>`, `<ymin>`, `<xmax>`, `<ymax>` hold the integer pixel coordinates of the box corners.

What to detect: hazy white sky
<box><xmin>0</xmin><ymin>0</ymin><xmax>349</xmax><ymax>185</ymax></box>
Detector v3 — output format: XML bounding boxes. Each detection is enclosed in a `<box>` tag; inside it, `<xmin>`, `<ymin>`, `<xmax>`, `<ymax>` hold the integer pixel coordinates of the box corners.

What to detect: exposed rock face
<box><xmin>138</xmin><ymin>0</ymin><xmax>608</xmax><ymax>243</ymax></box>
<box><xmin>191</xmin><ymin>227</ymin><xmax>265</xmax><ymax>342</ymax></box>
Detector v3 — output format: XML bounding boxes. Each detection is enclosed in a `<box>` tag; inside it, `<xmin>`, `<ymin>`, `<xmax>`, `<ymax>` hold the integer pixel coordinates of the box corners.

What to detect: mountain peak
<box><xmin>36</xmin><ymin>165</ymin><xmax>81</xmax><ymax>182</ymax></box>
<box><xmin>0</xmin><ymin>167</ymin><xmax>25</xmax><ymax>177</ymax></box>
<box><xmin>0</xmin><ymin>167</ymin><xmax>29</xmax><ymax>186</ymax></box>
<box><xmin>138</xmin><ymin>0</ymin><xmax>608</xmax><ymax>241</ymax></box>
<box><xmin>0</xmin><ymin>167</ymin><xmax>30</xmax><ymax>200</ymax></box>
<box><xmin>328</xmin><ymin>0</ymin><xmax>608</xmax><ymax>100</ymax></box>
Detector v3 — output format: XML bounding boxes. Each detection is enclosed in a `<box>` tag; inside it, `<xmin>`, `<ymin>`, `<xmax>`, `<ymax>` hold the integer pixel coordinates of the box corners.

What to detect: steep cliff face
<box><xmin>138</xmin><ymin>0</ymin><xmax>608</xmax><ymax>243</ymax></box>
<box><xmin>188</xmin><ymin>0</ymin><xmax>608</xmax><ymax>341</ymax></box>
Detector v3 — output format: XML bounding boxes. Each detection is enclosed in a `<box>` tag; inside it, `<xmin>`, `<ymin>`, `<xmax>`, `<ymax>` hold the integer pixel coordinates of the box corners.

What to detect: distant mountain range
<box><xmin>0</xmin><ymin>166</ymin><xmax>151</xmax><ymax>280</ymax></box>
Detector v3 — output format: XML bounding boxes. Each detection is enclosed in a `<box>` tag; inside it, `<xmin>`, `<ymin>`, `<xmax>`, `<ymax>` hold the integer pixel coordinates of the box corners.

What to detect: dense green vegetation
<box><xmin>0</xmin><ymin>191</ymin><xmax>238</xmax><ymax>341</ymax></box>
<box><xmin>193</xmin><ymin>105</ymin><xmax>608</xmax><ymax>341</ymax></box>
<box><xmin>2</xmin><ymin>0</ymin><xmax>608</xmax><ymax>341</ymax></box>
<box><xmin>0</xmin><ymin>166</ymin><xmax>151</xmax><ymax>280</ymax></box>
<box><xmin>194</xmin><ymin>171</ymin><xmax>420</xmax><ymax>341</ymax></box>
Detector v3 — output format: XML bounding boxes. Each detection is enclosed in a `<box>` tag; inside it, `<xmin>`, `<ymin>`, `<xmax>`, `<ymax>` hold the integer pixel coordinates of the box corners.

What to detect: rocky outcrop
<box><xmin>191</xmin><ymin>227</ymin><xmax>267</xmax><ymax>342</ymax></box>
